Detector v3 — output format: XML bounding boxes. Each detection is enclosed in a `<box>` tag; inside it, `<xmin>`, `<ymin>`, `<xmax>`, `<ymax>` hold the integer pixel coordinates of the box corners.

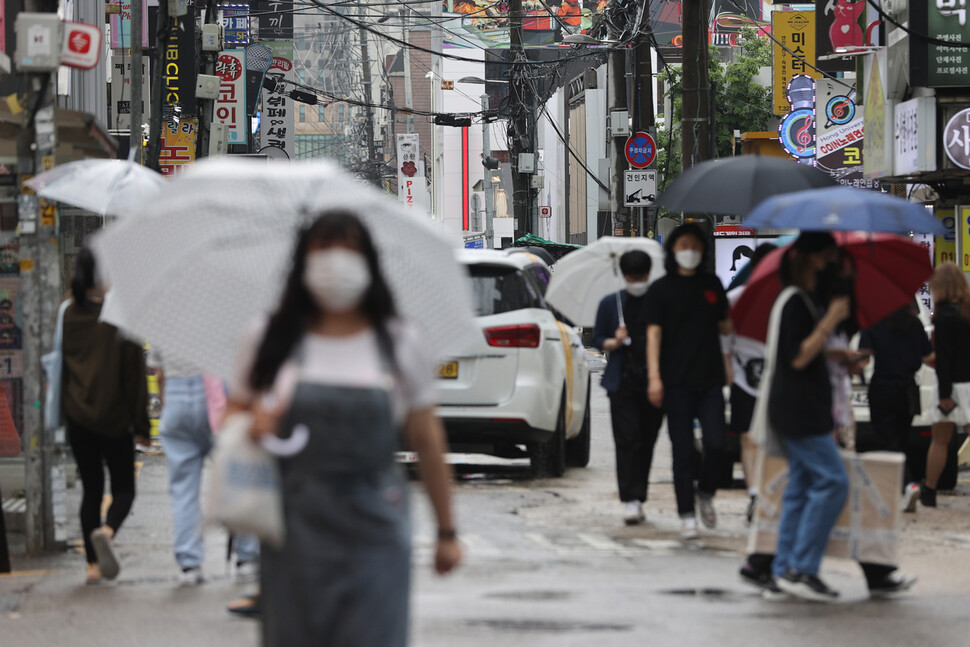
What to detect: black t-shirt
<box><xmin>859</xmin><ymin>315</ymin><xmax>931</xmax><ymax>383</ymax></box>
<box><xmin>620</xmin><ymin>293</ymin><xmax>649</xmax><ymax>389</ymax></box>
<box><xmin>644</xmin><ymin>272</ymin><xmax>729</xmax><ymax>389</ymax></box>
<box><xmin>769</xmin><ymin>293</ymin><xmax>833</xmax><ymax>438</ymax></box>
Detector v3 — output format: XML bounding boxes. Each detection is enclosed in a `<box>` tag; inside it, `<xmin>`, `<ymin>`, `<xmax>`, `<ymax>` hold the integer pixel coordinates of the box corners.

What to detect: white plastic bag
<box><xmin>206</xmin><ymin>413</ymin><xmax>285</xmax><ymax>548</ymax></box>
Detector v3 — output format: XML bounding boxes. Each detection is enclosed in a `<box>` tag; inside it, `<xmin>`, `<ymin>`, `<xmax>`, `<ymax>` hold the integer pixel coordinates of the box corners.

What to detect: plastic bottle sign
<box><xmin>61</xmin><ymin>22</ymin><xmax>102</xmax><ymax>70</ymax></box>
<box><xmin>625</xmin><ymin>131</ymin><xmax>657</xmax><ymax>169</ymax></box>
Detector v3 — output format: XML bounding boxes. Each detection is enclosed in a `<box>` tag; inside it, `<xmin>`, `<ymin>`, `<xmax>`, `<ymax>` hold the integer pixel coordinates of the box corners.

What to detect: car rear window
<box><xmin>467</xmin><ymin>264</ymin><xmax>543</xmax><ymax>316</ymax></box>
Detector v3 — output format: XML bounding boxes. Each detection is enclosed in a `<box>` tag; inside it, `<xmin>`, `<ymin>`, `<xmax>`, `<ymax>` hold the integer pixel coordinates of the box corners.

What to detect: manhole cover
<box><xmin>485</xmin><ymin>590</ymin><xmax>572</xmax><ymax>601</ymax></box>
<box><xmin>466</xmin><ymin>619</ymin><xmax>631</xmax><ymax>633</ymax></box>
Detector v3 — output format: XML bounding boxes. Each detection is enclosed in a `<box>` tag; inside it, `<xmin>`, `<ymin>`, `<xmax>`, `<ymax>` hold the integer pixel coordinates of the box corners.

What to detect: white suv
<box><xmin>435</xmin><ymin>250</ymin><xmax>591</xmax><ymax>477</ymax></box>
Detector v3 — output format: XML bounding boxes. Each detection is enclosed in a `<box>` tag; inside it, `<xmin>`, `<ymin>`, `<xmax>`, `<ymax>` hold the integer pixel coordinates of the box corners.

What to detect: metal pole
<box><xmin>482</xmin><ymin>94</ymin><xmax>495</xmax><ymax>249</ymax></box>
<box><xmin>509</xmin><ymin>0</ymin><xmax>530</xmax><ymax>239</ymax></box>
<box><xmin>608</xmin><ymin>48</ymin><xmax>628</xmax><ymax>236</ymax></box>
<box><xmin>130</xmin><ymin>0</ymin><xmax>143</xmax><ymax>163</ymax></box>
<box><xmin>357</xmin><ymin>3</ymin><xmax>377</xmax><ymax>183</ymax></box>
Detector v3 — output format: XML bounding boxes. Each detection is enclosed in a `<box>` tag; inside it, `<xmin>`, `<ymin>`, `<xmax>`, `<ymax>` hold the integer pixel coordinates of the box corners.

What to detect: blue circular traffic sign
<box><xmin>625</xmin><ymin>131</ymin><xmax>656</xmax><ymax>168</ymax></box>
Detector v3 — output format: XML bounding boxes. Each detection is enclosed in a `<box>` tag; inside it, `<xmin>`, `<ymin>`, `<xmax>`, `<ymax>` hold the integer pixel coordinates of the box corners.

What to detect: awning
<box><xmin>0</xmin><ymin>103</ymin><xmax>118</xmax><ymax>162</ymax></box>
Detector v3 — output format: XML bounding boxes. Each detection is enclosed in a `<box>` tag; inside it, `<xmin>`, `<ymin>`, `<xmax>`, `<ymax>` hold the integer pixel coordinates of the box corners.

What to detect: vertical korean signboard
<box><xmin>159</xmin><ymin>119</ymin><xmax>199</xmax><ymax>176</ymax></box>
<box><xmin>255</xmin><ymin>1</ymin><xmax>294</xmax><ymax>40</ymax></box>
<box><xmin>215</xmin><ymin>50</ymin><xmax>247</xmax><ymax>145</ymax></box>
<box><xmin>164</xmin><ymin>2</ymin><xmax>196</xmax><ymax>116</ymax></box>
<box><xmin>110</xmin><ymin>55</ymin><xmax>150</xmax><ymax>130</ymax></box>
<box><xmin>259</xmin><ymin>40</ymin><xmax>294</xmax><ymax>159</ymax></box>
<box><xmin>222</xmin><ymin>3</ymin><xmax>251</xmax><ymax>45</ymax></box>
<box><xmin>814</xmin><ymin>78</ymin><xmax>876</xmax><ymax>188</ymax></box>
<box><xmin>927</xmin><ymin>1</ymin><xmax>970</xmax><ymax>86</ymax></box>
<box><xmin>397</xmin><ymin>134</ymin><xmax>428</xmax><ymax>212</ymax></box>
<box><xmin>773</xmin><ymin>11</ymin><xmax>819</xmax><ymax>115</ymax></box>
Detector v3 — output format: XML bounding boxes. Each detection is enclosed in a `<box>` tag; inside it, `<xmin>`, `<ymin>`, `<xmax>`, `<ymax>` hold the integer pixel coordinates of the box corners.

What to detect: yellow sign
<box><xmin>772</xmin><ymin>11</ymin><xmax>819</xmax><ymax>115</ymax></box>
<box><xmin>936</xmin><ymin>208</ymin><xmax>956</xmax><ymax>267</ymax></box>
<box><xmin>41</xmin><ymin>156</ymin><xmax>54</xmax><ymax>172</ymax></box>
<box><xmin>960</xmin><ymin>206</ymin><xmax>970</xmax><ymax>272</ymax></box>
<box><xmin>158</xmin><ymin>118</ymin><xmax>199</xmax><ymax>176</ymax></box>
<box><xmin>40</xmin><ymin>200</ymin><xmax>56</xmax><ymax>227</ymax></box>
<box><xmin>19</xmin><ymin>259</ymin><xmax>34</xmax><ymax>272</ymax></box>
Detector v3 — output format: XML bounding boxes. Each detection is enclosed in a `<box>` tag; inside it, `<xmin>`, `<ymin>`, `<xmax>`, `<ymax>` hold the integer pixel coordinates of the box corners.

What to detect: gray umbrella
<box><xmin>656</xmin><ymin>155</ymin><xmax>838</xmax><ymax>215</ymax></box>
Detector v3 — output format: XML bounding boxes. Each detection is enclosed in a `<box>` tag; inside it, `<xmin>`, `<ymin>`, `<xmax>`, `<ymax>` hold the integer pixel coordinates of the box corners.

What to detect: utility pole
<box><xmin>357</xmin><ymin>3</ymin><xmax>377</xmax><ymax>184</ymax></box>
<box><xmin>633</xmin><ymin>5</ymin><xmax>655</xmax><ymax>237</ymax></box>
<box><xmin>608</xmin><ymin>47</ymin><xmax>628</xmax><ymax>236</ymax></box>
<box><xmin>130</xmin><ymin>0</ymin><xmax>143</xmax><ymax>163</ymax></box>
<box><xmin>17</xmin><ymin>0</ymin><xmax>60</xmax><ymax>554</ymax></box>
<box><xmin>482</xmin><ymin>94</ymin><xmax>495</xmax><ymax>249</ymax></box>
<box><xmin>508</xmin><ymin>0</ymin><xmax>533</xmax><ymax>239</ymax></box>
<box><xmin>681</xmin><ymin>0</ymin><xmax>711</xmax><ymax>170</ymax></box>
<box><xmin>401</xmin><ymin>9</ymin><xmax>414</xmax><ymax>134</ymax></box>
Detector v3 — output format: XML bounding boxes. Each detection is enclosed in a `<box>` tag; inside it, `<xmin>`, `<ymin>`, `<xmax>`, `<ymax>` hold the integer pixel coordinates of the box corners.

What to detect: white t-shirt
<box><xmin>229</xmin><ymin>319</ymin><xmax>437</xmax><ymax>424</ymax></box>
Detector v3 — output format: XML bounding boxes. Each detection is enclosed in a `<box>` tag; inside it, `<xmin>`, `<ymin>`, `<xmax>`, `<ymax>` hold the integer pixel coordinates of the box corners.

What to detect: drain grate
<box><xmin>466</xmin><ymin>619</ymin><xmax>631</xmax><ymax>633</ymax></box>
<box><xmin>485</xmin><ymin>590</ymin><xmax>572</xmax><ymax>601</ymax></box>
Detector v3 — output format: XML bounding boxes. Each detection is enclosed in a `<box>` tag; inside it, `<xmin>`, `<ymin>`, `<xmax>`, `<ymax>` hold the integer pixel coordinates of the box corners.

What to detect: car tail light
<box><xmin>484</xmin><ymin>324</ymin><xmax>541</xmax><ymax>348</ymax></box>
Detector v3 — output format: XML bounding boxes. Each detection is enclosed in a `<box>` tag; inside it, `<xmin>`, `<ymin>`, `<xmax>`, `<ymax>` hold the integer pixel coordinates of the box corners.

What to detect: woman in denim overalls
<box><xmin>225</xmin><ymin>211</ymin><xmax>461</xmax><ymax>646</ymax></box>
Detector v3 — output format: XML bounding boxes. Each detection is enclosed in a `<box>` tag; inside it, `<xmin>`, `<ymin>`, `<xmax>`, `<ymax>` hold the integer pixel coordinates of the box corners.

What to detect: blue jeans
<box><xmin>773</xmin><ymin>434</ymin><xmax>849</xmax><ymax>577</ymax></box>
<box><xmin>664</xmin><ymin>385</ymin><xmax>726</xmax><ymax>516</ymax></box>
<box><xmin>160</xmin><ymin>376</ymin><xmax>259</xmax><ymax>569</ymax></box>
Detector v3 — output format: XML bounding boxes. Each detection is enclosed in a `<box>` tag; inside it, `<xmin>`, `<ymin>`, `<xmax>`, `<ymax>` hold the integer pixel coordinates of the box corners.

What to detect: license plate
<box><xmin>851</xmin><ymin>391</ymin><xmax>869</xmax><ymax>407</ymax></box>
<box><xmin>436</xmin><ymin>361</ymin><xmax>459</xmax><ymax>379</ymax></box>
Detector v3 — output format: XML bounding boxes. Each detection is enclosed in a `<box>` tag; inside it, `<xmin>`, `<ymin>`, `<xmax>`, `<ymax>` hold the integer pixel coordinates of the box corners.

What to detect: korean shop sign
<box><xmin>772</xmin><ymin>11</ymin><xmax>820</xmax><ymax>115</ymax></box>
<box><xmin>927</xmin><ymin>0</ymin><xmax>970</xmax><ymax>86</ymax></box>
<box><xmin>215</xmin><ymin>50</ymin><xmax>247</xmax><ymax>145</ymax></box>
<box><xmin>943</xmin><ymin>106</ymin><xmax>970</xmax><ymax>169</ymax></box>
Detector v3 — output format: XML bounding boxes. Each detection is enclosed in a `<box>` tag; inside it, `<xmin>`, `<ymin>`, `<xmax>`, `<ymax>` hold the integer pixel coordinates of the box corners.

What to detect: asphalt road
<box><xmin>2</xmin><ymin>357</ymin><xmax>970</xmax><ymax>646</ymax></box>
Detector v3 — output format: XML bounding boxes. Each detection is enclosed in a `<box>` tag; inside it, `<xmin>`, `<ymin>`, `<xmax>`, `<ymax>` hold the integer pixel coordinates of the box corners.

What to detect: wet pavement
<box><xmin>3</xmin><ymin>362</ymin><xmax>970</xmax><ymax>646</ymax></box>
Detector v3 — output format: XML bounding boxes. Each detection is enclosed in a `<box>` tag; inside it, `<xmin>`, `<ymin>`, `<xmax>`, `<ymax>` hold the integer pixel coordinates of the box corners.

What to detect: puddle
<box><xmin>660</xmin><ymin>588</ymin><xmax>756</xmax><ymax>601</ymax></box>
<box><xmin>466</xmin><ymin>618</ymin><xmax>631</xmax><ymax>633</ymax></box>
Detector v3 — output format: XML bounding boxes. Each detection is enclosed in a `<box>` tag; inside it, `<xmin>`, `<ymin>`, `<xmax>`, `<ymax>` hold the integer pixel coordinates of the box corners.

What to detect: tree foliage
<box><xmin>657</xmin><ymin>28</ymin><xmax>773</xmax><ymax>191</ymax></box>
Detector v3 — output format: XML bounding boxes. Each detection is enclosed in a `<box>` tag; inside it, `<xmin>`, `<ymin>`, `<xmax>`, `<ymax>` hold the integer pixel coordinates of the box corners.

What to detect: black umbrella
<box><xmin>655</xmin><ymin>155</ymin><xmax>838</xmax><ymax>215</ymax></box>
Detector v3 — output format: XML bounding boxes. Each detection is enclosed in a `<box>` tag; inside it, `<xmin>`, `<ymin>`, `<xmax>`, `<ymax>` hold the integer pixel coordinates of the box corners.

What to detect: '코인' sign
<box><xmin>624</xmin><ymin>132</ymin><xmax>656</xmax><ymax>169</ymax></box>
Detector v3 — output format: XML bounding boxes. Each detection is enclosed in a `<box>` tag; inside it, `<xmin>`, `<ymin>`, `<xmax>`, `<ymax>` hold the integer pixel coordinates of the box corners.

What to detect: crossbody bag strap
<box><xmin>53</xmin><ymin>299</ymin><xmax>70</xmax><ymax>353</ymax></box>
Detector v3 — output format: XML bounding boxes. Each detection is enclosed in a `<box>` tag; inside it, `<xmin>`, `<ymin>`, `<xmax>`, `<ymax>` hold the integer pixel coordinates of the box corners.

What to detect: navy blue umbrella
<box><xmin>743</xmin><ymin>186</ymin><xmax>946</xmax><ymax>235</ymax></box>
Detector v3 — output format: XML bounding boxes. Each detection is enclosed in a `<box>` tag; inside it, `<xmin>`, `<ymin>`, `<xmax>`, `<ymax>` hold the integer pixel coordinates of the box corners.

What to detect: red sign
<box><xmin>270</xmin><ymin>57</ymin><xmax>292</xmax><ymax>72</ymax></box>
<box><xmin>625</xmin><ymin>131</ymin><xmax>657</xmax><ymax>169</ymax></box>
<box><xmin>61</xmin><ymin>22</ymin><xmax>102</xmax><ymax>70</ymax></box>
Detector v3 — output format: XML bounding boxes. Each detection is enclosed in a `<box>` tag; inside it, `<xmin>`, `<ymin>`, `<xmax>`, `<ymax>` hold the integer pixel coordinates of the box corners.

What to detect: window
<box><xmin>299</xmin><ymin>106</ymin><xmax>306</xmax><ymax>122</ymax></box>
<box><xmin>318</xmin><ymin>106</ymin><xmax>325</xmax><ymax>121</ymax></box>
<box><xmin>298</xmin><ymin>68</ymin><xmax>307</xmax><ymax>83</ymax></box>
<box><xmin>466</xmin><ymin>265</ymin><xmax>542</xmax><ymax>316</ymax></box>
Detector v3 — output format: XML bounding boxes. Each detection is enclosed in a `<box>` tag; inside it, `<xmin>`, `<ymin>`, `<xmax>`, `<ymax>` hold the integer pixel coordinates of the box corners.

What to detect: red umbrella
<box><xmin>732</xmin><ymin>233</ymin><xmax>933</xmax><ymax>342</ymax></box>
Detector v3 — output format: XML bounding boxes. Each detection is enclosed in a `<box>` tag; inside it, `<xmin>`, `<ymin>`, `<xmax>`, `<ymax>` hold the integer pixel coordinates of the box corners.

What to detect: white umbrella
<box><xmin>545</xmin><ymin>237</ymin><xmax>665</xmax><ymax>328</ymax></box>
<box><xmin>24</xmin><ymin>155</ymin><xmax>165</xmax><ymax>217</ymax></box>
<box><xmin>91</xmin><ymin>157</ymin><xmax>477</xmax><ymax>378</ymax></box>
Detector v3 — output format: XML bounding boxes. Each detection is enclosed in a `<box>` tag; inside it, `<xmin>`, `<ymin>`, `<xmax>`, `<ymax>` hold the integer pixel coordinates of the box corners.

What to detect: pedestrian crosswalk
<box><xmin>413</xmin><ymin>530</ymin><xmax>735</xmax><ymax>559</ymax></box>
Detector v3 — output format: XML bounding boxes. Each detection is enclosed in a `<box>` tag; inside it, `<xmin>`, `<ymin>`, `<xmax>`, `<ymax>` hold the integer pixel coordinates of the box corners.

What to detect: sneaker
<box><xmin>90</xmin><ymin>529</ymin><xmax>120</xmax><ymax>580</ymax></box>
<box><xmin>622</xmin><ymin>501</ymin><xmax>645</xmax><ymax>525</ymax></box>
<box><xmin>235</xmin><ymin>560</ymin><xmax>259</xmax><ymax>583</ymax></box>
<box><xmin>179</xmin><ymin>567</ymin><xmax>204</xmax><ymax>586</ymax></box>
<box><xmin>681</xmin><ymin>517</ymin><xmax>699</xmax><ymax>540</ymax></box>
<box><xmin>776</xmin><ymin>569</ymin><xmax>839</xmax><ymax>602</ymax></box>
<box><xmin>902</xmin><ymin>483</ymin><xmax>920</xmax><ymax>513</ymax></box>
<box><xmin>869</xmin><ymin>572</ymin><xmax>917</xmax><ymax>598</ymax></box>
<box><xmin>698</xmin><ymin>496</ymin><xmax>717</xmax><ymax>529</ymax></box>
<box><xmin>745</xmin><ymin>495</ymin><xmax>757</xmax><ymax>526</ymax></box>
<box><xmin>919</xmin><ymin>481</ymin><xmax>937</xmax><ymax>508</ymax></box>
<box><xmin>739</xmin><ymin>561</ymin><xmax>772</xmax><ymax>589</ymax></box>
<box><xmin>762</xmin><ymin>579</ymin><xmax>789</xmax><ymax>601</ymax></box>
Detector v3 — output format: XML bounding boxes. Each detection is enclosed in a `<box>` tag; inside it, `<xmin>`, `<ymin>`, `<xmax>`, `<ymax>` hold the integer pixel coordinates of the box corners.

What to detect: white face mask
<box><xmin>303</xmin><ymin>249</ymin><xmax>372</xmax><ymax>312</ymax></box>
<box><xmin>675</xmin><ymin>249</ymin><xmax>703</xmax><ymax>271</ymax></box>
<box><xmin>625</xmin><ymin>281</ymin><xmax>650</xmax><ymax>297</ymax></box>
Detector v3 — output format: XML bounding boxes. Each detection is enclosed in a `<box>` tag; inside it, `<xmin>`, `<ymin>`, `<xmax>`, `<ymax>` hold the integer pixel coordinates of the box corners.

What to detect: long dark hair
<box><xmin>248</xmin><ymin>211</ymin><xmax>398</xmax><ymax>392</ymax></box>
<box><xmin>71</xmin><ymin>248</ymin><xmax>98</xmax><ymax>307</ymax></box>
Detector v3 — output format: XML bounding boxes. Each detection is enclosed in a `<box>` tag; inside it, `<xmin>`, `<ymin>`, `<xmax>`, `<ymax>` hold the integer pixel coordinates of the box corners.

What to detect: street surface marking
<box><xmin>576</xmin><ymin>533</ymin><xmax>627</xmax><ymax>551</ymax></box>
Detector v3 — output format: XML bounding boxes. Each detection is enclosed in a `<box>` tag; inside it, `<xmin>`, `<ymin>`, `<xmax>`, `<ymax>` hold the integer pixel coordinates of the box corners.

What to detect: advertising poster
<box><xmin>259</xmin><ymin>40</ymin><xmax>295</xmax><ymax>159</ymax></box>
<box><xmin>215</xmin><ymin>49</ymin><xmax>247</xmax><ymax>145</ymax></box>
<box><xmin>0</xmin><ymin>250</ymin><xmax>22</xmax><ymax>458</ymax></box>
<box><xmin>109</xmin><ymin>0</ymin><xmax>149</xmax><ymax>49</ymax></box>
<box><xmin>110</xmin><ymin>55</ymin><xmax>150</xmax><ymax>131</ymax></box>
<box><xmin>222</xmin><ymin>3</ymin><xmax>251</xmax><ymax>45</ymax></box>
<box><xmin>772</xmin><ymin>11</ymin><xmax>819</xmax><ymax>115</ymax></box>
<box><xmin>814</xmin><ymin>78</ymin><xmax>877</xmax><ymax>188</ymax></box>
<box><xmin>714</xmin><ymin>237</ymin><xmax>758</xmax><ymax>289</ymax></box>
<box><xmin>816</xmin><ymin>0</ymin><xmax>867</xmax><ymax>73</ymax></box>
<box><xmin>158</xmin><ymin>118</ymin><xmax>198</xmax><ymax>176</ymax></box>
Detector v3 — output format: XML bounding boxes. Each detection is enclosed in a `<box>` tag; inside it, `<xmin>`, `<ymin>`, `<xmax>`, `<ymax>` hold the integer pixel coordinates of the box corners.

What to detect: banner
<box><xmin>110</xmin><ymin>55</ymin><xmax>150</xmax><ymax>130</ymax></box>
<box><xmin>396</xmin><ymin>133</ymin><xmax>428</xmax><ymax>212</ymax></box>
<box><xmin>158</xmin><ymin>118</ymin><xmax>198</xmax><ymax>176</ymax></box>
<box><xmin>772</xmin><ymin>11</ymin><xmax>819</xmax><ymax>115</ymax></box>
<box><xmin>215</xmin><ymin>50</ymin><xmax>247</xmax><ymax>145</ymax></box>
<box><xmin>254</xmin><ymin>1</ymin><xmax>294</xmax><ymax>40</ymax></box>
<box><xmin>258</xmin><ymin>40</ymin><xmax>295</xmax><ymax>159</ymax></box>
<box><xmin>109</xmin><ymin>0</ymin><xmax>149</xmax><ymax>49</ymax></box>
<box><xmin>816</xmin><ymin>0</ymin><xmax>867</xmax><ymax>73</ymax></box>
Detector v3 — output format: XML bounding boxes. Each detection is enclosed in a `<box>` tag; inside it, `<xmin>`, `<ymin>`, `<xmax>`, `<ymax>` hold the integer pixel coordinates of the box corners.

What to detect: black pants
<box><xmin>608</xmin><ymin>388</ymin><xmax>663</xmax><ymax>502</ymax></box>
<box><xmin>67</xmin><ymin>420</ymin><xmax>136</xmax><ymax>564</ymax></box>
<box><xmin>867</xmin><ymin>380</ymin><xmax>917</xmax><ymax>489</ymax></box>
<box><xmin>747</xmin><ymin>552</ymin><xmax>895</xmax><ymax>588</ymax></box>
<box><xmin>665</xmin><ymin>385</ymin><xmax>726</xmax><ymax>516</ymax></box>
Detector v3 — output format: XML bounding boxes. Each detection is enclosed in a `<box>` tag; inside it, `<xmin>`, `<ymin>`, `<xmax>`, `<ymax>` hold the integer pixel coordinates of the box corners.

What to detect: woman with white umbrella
<box><xmin>224</xmin><ymin>211</ymin><xmax>461</xmax><ymax>646</ymax></box>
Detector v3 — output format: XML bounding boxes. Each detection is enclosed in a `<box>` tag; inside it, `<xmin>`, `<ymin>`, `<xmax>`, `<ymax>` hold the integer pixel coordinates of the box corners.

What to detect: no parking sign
<box><xmin>625</xmin><ymin>132</ymin><xmax>657</xmax><ymax>169</ymax></box>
